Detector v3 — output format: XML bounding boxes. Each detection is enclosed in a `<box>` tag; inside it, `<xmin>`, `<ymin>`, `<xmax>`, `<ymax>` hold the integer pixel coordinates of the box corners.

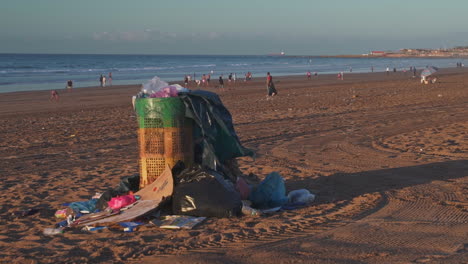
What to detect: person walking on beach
<box><xmin>99</xmin><ymin>74</ymin><xmax>104</xmax><ymax>87</ymax></box>
<box><xmin>66</xmin><ymin>80</ymin><xmax>73</xmax><ymax>92</ymax></box>
<box><xmin>266</xmin><ymin>72</ymin><xmax>277</xmax><ymax>97</ymax></box>
<box><xmin>50</xmin><ymin>90</ymin><xmax>59</xmax><ymax>102</ymax></box>
<box><xmin>184</xmin><ymin>75</ymin><xmax>189</xmax><ymax>86</ymax></box>
<box><xmin>218</xmin><ymin>75</ymin><xmax>224</xmax><ymax>91</ymax></box>
<box><xmin>102</xmin><ymin>75</ymin><xmax>106</xmax><ymax>87</ymax></box>
<box><xmin>108</xmin><ymin>72</ymin><xmax>112</xmax><ymax>86</ymax></box>
<box><xmin>307</xmin><ymin>71</ymin><xmax>311</xmax><ymax>80</ymax></box>
<box><xmin>246</xmin><ymin>72</ymin><xmax>252</xmax><ymax>81</ymax></box>
<box><xmin>386</xmin><ymin>67</ymin><xmax>390</xmax><ymax>75</ymax></box>
<box><xmin>202</xmin><ymin>74</ymin><xmax>207</xmax><ymax>87</ymax></box>
<box><xmin>413</xmin><ymin>67</ymin><xmax>417</xmax><ymax>77</ymax></box>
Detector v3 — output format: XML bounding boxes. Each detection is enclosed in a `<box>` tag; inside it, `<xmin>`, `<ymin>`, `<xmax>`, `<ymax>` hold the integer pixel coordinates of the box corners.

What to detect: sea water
<box><xmin>0</xmin><ymin>53</ymin><xmax>466</xmax><ymax>93</ymax></box>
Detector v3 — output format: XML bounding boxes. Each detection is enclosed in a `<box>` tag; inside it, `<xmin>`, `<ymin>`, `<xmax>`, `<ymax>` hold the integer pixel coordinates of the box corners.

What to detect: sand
<box><xmin>0</xmin><ymin>69</ymin><xmax>467</xmax><ymax>264</ymax></box>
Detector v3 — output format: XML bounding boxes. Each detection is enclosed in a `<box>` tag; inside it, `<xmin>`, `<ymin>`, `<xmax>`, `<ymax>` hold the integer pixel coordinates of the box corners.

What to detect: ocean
<box><xmin>0</xmin><ymin>53</ymin><xmax>466</xmax><ymax>93</ymax></box>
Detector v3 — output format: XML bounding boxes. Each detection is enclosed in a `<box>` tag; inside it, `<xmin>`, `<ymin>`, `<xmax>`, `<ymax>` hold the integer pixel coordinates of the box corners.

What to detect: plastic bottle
<box><xmin>43</xmin><ymin>228</ymin><xmax>64</xmax><ymax>235</ymax></box>
<box><xmin>241</xmin><ymin>203</ymin><xmax>261</xmax><ymax>216</ymax></box>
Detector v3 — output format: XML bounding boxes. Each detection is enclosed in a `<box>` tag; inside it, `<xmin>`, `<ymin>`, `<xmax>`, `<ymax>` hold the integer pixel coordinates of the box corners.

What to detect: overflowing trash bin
<box><xmin>135</xmin><ymin>97</ymin><xmax>193</xmax><ymax>188</ymax></box>
<box><xmin>41</xmin><ymin>76</ymin><xmax>317</xmax><ymax>235</ymax></box>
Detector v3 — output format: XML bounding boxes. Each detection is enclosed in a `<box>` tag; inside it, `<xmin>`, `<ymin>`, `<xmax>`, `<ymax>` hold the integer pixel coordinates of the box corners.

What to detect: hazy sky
<box><xmin>1</xmin><ymin>0</ymin><xmax>468</xmax><ymax>55</ymax></box>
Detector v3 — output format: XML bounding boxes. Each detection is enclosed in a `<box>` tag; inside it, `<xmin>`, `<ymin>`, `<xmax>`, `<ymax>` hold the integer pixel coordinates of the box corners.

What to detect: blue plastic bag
<box><xmin>249</xmin><ymin>172</ymin><xmax>288</xmax><ymax>209</ymax></box>
<box><xmin>69</xmin><ymin>199</ymin><xmax>98</xmax><ymax>213</ymax></box>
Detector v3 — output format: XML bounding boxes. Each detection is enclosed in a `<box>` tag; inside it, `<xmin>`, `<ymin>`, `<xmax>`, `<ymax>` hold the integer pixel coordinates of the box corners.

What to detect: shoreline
<box><xmin>1</xmin><ymin>66</ymin><xmax>467</xmax><ymax>118</ymax></box>
<box><xmin>2</xmin><ymin>54</ymin><xmax>467</xmax><ymax>95</ymax></box>
<box><xmin>1</xmin><ymin>66</ymin><xmax>467</xmax><ymax>97</ymax></box>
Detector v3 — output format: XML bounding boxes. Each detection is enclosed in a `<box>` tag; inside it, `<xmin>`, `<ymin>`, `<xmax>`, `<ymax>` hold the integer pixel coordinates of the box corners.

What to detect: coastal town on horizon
<box><xmin>278</xmin><ymin>45</ymin><xmax>468</xmax><ymax>58</ymax></box>
<box><xmin>4</xmin><ymin>45</ymin><xmax>468</xmax><ymax>58</ymax></box>
<box><xmin>356</xmin><ymin>45</ymin><xmax>468</xmax><ymax>58</ymax></box>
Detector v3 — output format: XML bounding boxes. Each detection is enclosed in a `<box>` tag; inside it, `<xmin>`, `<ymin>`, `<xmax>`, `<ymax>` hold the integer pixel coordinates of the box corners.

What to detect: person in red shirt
<box><xmin>266</xmin><ymin>72</ymin><xmax>277</xmax><ymax>97</ymax></box>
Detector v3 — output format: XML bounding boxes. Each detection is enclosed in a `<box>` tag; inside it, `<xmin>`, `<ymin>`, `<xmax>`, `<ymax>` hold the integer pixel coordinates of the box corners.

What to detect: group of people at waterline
<box><xmin>99</xmin><ymin>72</ymin><xmax>113</xmax><ymax>87</ymax></box>
<box><xmin>52</xmin><ymin>63</ymin><xmax>456</xmax><ymax>102</ymax></box>
<box><xmin>50</xmin><ymin>72</ymin><xmax>112</xmax><ymax>102</ymax></box>
<box><xmin>182</xmin><ymin>71</ymin><xmax>276</xmax><ymax>97</ymax></box>
<box><xmin>183</xmin><ymin>72</ymin><xmax>254</xmax><ymax>89</ymax></box>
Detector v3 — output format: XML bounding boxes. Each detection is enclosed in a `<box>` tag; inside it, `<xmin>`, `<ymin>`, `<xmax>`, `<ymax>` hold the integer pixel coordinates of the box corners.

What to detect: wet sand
<box><xmin>0</xmin><ymin>69</ymin><xmax>467</xmax><ymax>263</ymax></box>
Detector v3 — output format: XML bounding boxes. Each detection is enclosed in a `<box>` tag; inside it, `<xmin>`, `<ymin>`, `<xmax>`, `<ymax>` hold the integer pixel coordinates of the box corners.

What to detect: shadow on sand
<box><xmin>287</xmin><ymin>159</ymin><xmax>467</xmax><ymax>204</ymax></box>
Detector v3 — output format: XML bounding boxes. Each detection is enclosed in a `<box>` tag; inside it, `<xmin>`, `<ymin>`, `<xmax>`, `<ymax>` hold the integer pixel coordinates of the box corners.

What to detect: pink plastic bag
<box><xmin>149</xmin><ymin>86</ymin><xmax>178</xmax><ymax>98</ymax></box>
<box><xmin>108</xmin><ymin>195</ymin><xmax>137</xmax><ymax>210</ymax></box>
<box><xmin>236</xmin><ymin>177</ymin><xmax>251</xmax><ymax>200</ymax></box>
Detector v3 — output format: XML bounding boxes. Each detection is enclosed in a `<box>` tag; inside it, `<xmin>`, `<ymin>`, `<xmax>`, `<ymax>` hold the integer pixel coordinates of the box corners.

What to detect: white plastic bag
<box><xmin>142</xmin><ymin>76</ymin><xmax>169</xmax><ymax>94</ymax></box>
<box><xmin>171</xmin><ymin>84</ymin><xmax>190</xmax><ymax>93</ymax></box>
<box><xmin>287</xmin><ymin>189</ymin><xmax>315</xmax><ymax>204</ymax></box>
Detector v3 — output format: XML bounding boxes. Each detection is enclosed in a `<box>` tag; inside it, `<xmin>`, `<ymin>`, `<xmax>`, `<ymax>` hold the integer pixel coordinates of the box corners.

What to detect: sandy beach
<box><xmin>0</xmin><ymin>69</ymin><xmax>467</xmax><ymax>263</ymax></box>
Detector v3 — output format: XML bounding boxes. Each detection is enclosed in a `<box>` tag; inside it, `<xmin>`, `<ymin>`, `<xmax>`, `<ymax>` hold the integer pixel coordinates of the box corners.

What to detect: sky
<box><xmin>1</xmin><ymin>0</ymin><xmax>468</xmax><ymax>55</ymax></box>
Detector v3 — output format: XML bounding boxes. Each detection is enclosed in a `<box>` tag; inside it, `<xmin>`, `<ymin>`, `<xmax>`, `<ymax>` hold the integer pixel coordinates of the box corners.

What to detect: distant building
<box><xmin>370</xmin><ymin>51</ymin><xmax>386</xmax><ymax>56</ymax></box>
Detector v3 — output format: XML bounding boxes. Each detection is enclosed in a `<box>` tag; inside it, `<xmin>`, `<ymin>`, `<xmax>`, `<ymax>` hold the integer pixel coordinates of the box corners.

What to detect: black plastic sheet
<box><xmin>172</xmin><ymin>165</ymin><xmax>242</xmax><ymax>218</ymax></box>
<box><xmin>178</xmin><ymin>91</ymin><xmax>254</xmax><ymax>172</ymax></box>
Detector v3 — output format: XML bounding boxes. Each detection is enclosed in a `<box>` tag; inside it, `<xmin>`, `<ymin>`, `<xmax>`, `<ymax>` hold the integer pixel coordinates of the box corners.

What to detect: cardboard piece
<box><xmin>73</xmin><ymin>210</ymin><xmax>120</xmax><ymax>226</ymax></box>
<box><xmin>135</xmin><ymin>164</ymin><xmax>173</xmax><ymax>201</ymax></box>
<box><xmin>76</xmin><ymin>165</ymin><xmax>174</xmax><ymax>226</ymax></box>
<box><xmin>77</xmin><ymin>199</ymin><xmax>161</xmax><ymax>226</ymax></box>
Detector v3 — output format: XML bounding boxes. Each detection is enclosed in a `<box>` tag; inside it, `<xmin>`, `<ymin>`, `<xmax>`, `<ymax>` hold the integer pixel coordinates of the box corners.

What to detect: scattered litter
<box><xmin>108</xmin><ymin>195</ymin><xmax>137</xmax><ymax>210</ymax></box>
<box><xmin>172</xmin><ymin>166</ymin><xmax>242</xmax><ymax>218</ymax></box>
<box><xmin>287</xmin><ymin>189</ymin><xmax>316</xmax><ymax>204</ymax></box>
<box><xmin>54</xmin><ymin>209</ymin><xmax>67</xmax><ymax>219</ymax></box>
<box><xmin>44</xmin><ymin>81</ymin><xmax>317</xmax><ymax>234</ymax></box>
<box><xmin>249</xmin><ymin>172</ymin><xmax>288</xmax><ymax>209</ymax></box>
<box><xmin>137</xmin><ymin>77</ymin><xmax>189</xmax><ymax>98</ymax></box>
<box><xmin>68</xmin><ymin>199</ymin><xmax>98</xmax><ymax>214</ymax></box>
<box><xmin>152</xmin><ymin>215</ymin><xmax>206</xmax><ymax>229</ymax></box>
<box><xmin>92</xmin><ymin>192</ymin><xmax>103</xmax><ymax>199</ymax></box>
<box><xmin>82</xmin><ymin>226</ymin><xmax>107</xmax><ymax>232</ymax></box>
<box><xmin>241</xmin><ymin>201</ymin><xmax>261</xmax><ymax>216</ymax></box>
<box><xmin>260</xmin><ymin>206</ymin><xmax>282</xmax><ymax>214</ymax></box>
<box><xmin>119</xmin><ymin>222</ymin><xmax>145</xmax><ymax>232</ymax></box>
<box><xmin>43</xmin><ymin>227</ymin><xmax>64</xmax><ymax>236</ymax></box>
<box><xmin>77</xmin><ymin>200</ymin><xmax>162</xmax><ymax>227</ymax></box>
<box><xmin>236</xmin><ymin>177</ymin><xmax>251</xmax><ymax>200</ymax></box>
<box><xmin>56</xmin><ymin>220</ymin><xmax>68</xmax><ymax>228</ymax></box>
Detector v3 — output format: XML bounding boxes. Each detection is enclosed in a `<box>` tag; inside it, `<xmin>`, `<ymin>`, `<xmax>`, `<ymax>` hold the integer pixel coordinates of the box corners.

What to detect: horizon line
<box><xmin>0</xmin><ymin>52</ymin><xmax>329</xmax><ymax>57</ymax></box>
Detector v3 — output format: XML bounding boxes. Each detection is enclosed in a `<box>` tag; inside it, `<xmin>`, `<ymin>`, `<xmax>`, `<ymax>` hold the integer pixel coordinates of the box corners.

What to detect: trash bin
<box><xmin>135</xmin><ymin>97</ymin><xmax>193</xmax><ymax>188</ymax></box>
